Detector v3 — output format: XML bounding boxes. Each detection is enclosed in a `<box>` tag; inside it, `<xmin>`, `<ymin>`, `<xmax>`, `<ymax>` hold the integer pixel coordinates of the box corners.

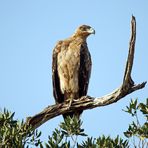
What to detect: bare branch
<box><xmin>26</xmin><ymin>16</ymin><xmax>147</xmax><ymax>130</ymax></box>
<box><xmin>123</xmin><ymin>15</ymin><xmax>136</xmax><ymax>88</ymax></box>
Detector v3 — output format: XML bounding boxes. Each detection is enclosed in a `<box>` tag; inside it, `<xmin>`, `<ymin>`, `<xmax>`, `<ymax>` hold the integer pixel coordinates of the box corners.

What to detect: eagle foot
<box><xmin>67</xmin><ymin>99</ymin><xmax>73</xmax><ymax>109</ymax></box>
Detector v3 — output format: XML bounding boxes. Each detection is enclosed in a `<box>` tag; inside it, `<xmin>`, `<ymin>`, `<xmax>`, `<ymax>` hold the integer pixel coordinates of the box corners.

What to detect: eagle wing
<box><xmin>52</xmin><ymin>41</ymin><xmax>91</xmax><ymax>102</ymax></box>
<box><xmin>52</xmin><ymin>41</ymin><xmax>64</xmax><ymax>103</ymax></box>
<box><xmin>79</xmin><ymin>43</ymin><xmax>92</xmax><ymax>97</ymax></box>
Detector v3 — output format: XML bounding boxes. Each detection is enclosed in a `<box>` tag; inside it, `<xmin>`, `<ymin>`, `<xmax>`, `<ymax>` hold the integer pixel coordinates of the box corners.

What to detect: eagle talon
<box><xmin>73</xmin><ymin>98</ymin><xmax>80</xmax><ymax>101</ymax></box>
<box><xmin>66</xmin><ymin>105</ymin><xmax>70</xmax><ymax>110</ymax></box>
<box><xmin>68</xmin><ymin>99</ymin><xmax>73</xmax><ymax>109</ymax></box>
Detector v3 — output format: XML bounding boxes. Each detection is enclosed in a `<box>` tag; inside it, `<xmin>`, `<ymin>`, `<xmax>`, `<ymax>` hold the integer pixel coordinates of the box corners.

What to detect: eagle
<box><xmin>52</xmin><ymin>25</ymin><xmax>95</xmax><ymax>120</ymax></box>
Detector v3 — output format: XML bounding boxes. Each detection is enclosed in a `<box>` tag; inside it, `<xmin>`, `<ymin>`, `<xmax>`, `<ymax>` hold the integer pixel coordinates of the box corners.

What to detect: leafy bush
<box><xmin>123</xmin><ymin>98</ymin><xmax>148</xmax><ymax>148</ymax></box>
<box><xmin>0</xmin><ymin>109</ymin><xmax>42</xmax><ymax>148</ymax></box>
<box><xmin>0</xmin><ymin>98</ymin><xmax>147</xmax><ymax>147</ymax></box>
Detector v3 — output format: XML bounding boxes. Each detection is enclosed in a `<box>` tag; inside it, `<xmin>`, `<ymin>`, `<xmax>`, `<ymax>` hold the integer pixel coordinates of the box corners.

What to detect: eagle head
<box><xmin>74</xmin><ymin>25</ymin><xmax>95</xmax><ymax>38</ymax></box>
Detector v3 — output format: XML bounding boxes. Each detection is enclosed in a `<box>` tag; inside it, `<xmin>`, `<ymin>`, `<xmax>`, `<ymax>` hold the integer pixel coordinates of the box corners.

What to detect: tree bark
<box><xmin>26</xmin><ymin>16</ymin><xmax>146</xmax><ymax>130</ymax></box>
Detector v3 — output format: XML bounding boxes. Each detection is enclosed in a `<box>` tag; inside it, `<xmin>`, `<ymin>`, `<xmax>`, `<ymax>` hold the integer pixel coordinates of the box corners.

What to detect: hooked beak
<box><xmin>87</xmin><ymin>27</ymin><xmax>95</xmax><ymax>34</ymax></box>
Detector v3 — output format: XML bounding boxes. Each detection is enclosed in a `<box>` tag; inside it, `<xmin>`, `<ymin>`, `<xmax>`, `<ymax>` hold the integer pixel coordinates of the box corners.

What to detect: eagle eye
<box><xmin>79</xmin><ymin>27</ymin><xmax>86</xmax><ymax>31</ymax></box>
<box><xmin>79</xmin><ymin>26</ymin><xmax>91</xmax><ymax>32</ymax></box>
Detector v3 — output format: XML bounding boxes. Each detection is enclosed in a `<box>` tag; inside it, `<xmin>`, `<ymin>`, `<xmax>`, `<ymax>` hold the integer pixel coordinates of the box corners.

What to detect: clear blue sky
<box><xmin>0</xmin><ymin>0</ymin><xmax>148</xmax><ymax>143</ymax></box>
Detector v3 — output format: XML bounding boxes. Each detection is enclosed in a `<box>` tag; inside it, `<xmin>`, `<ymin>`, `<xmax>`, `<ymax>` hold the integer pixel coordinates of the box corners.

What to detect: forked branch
<box><xmin>26</xmin><ymin>16</ymin><xmax>146</xmax><ymax>130</ymax></box>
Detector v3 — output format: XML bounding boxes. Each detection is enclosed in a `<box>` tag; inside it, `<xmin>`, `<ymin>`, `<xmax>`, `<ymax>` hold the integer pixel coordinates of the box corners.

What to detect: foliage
<box><xmin>123</xmin><ymin>98</ymin><xmax>148</xmax><ymax>148</ymax></box>
<box><xmin>45</xmin><ymin>116</ymin><xmax>87</xmax><ymax>148</ymax></box>
<box><xmin>0</xmin><ymin>109</ymin><xmax>42</xmax><ymax>148</ymax></box>
<box><xmin>45</xmin><ymin>117</ymin><xmax>129</xmax><ymax>148</ymax></box>
<box><xmin>77</xmin><ymin>135</ymin><xmax>129</xmax><ymax>148</ymax></box>
<box><xmin>0</xmin><ymin>98</ymin><xmax>147</xmax><ymax>147</ymax></box>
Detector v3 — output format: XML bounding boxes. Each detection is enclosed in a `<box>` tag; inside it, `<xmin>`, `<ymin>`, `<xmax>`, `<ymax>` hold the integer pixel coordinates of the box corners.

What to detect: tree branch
<box><xmin>123</xmin><ymin>15</ymin><xmax>136</xmax><ymax>88</ymax></box>
<box><xmin>26</xmin><ymin>16</ymin><xmax>147</xmax><ymax>130</ymax></box>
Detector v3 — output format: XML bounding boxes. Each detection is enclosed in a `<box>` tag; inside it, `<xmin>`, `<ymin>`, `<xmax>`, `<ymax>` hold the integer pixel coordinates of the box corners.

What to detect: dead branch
<box><xmin>26</xmin><ymin>16</ymin><xmax>146</xmax><ymax>130</ymax></box>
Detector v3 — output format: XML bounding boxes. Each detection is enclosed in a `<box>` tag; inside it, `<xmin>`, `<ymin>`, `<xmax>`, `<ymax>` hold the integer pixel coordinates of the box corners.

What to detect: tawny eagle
<box><xmin>52</xmin><ymin>25</ymin><xmax>95</xmax><ymax>120</ymax></box>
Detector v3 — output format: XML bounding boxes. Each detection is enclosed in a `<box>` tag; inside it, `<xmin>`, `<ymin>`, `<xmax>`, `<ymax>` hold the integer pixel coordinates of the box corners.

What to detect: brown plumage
<box><xmin>52</xmin><ymin>25</ymin><xmax>95</xmax><ymax>120</ymax></box>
